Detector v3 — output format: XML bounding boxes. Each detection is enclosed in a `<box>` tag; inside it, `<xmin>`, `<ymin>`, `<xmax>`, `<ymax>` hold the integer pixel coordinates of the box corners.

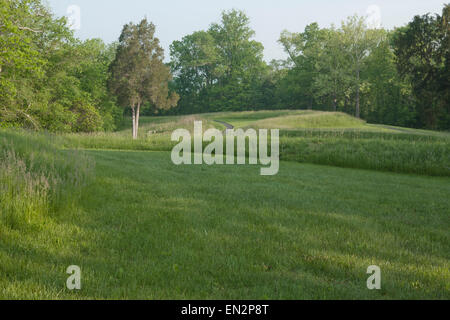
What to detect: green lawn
<box><xmin>1</xmin><ymin>111</ymin><xmax>449</xmax><ymax>299</ymax></box>
<box><xmin>1</xmin><ymin>149</ymin><xmax>449</xmax><ymax>299</ymax></box>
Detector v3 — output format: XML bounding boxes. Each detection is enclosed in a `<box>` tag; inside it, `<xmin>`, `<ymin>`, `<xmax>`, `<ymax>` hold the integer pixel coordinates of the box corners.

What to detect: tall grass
<box><xmin>0</xmin><ymin>129</ymin><xmax>94</xmax><ymax>228</ymax></box>
<box><xmin>61</xmin><ymin>115</ymin><xmax>226</xmax><ymax>152</ymax></box>
<box><xmin>280</xmin><ymin>136</ymin><xmax>450</xmax><ymax>176</ymax></box>
<box><xmin>280</xmin><ymin>128</ymin><xmax>449</xmax><ymax>141</ymax></box>
<box><xmin>59</xmin><ymin>131</ymin><xmax>450</xmax><ymax>177</ymax></box>
<box><xmin>61</xmin><ymin>132</ymin><xmax>173</xmax><ymax>151</ymax></box>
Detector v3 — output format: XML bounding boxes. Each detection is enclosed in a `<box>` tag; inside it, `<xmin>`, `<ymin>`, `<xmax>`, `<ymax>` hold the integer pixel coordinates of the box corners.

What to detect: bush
<box><xmin>72</xmin><ymin>101</ymin><xmax>104</xmax><ymax>133</ymax></box>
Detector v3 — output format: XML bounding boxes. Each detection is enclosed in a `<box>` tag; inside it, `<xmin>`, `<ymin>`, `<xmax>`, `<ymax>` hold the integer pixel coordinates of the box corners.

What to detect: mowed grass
<box><xmin>1</xmin><ymin>149</ymin><xmax>449</xmax><ymax>299</ymax></box>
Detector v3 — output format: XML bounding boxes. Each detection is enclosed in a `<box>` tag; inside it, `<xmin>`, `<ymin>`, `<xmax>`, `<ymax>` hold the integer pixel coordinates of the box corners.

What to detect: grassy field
<box><xmin>1</xmin><ymin>149</ymin><xmax>449</xmax><ymax>299</ymax></box>
<box><xmin>62</xmin><ymin>111</ymin><xmax>450</xmax><ymax>176</ymax></box>
<box><xmin>0</xmin><ymin>111</ymin><xmax>449</xmax><ymax>299</ymax></box>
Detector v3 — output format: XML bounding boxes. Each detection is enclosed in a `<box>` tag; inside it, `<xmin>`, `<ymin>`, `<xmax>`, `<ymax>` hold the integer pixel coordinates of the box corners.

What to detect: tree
<box><xmin>362</xmin><ymin>31</ymin><xmax>416</xmax><ymax>126</ymax></box>
<box><xmin>209</xmin><ymin>9</ymin><xmax>265</xmax><ymax>83</ymax></box>
<box><xmin>73</xmin><ymin>40</ymin><xmax>122</xmax><ymax>131</ymax></box>
<box><xmin>169</xmin><ymin>9</ymin><xmax>267</xmax><ymax>113</ymax></box>
<box><xmin>340</xmin><ymin>15</ymin><xmax>382</xmax><ymax>118</ymax></box>
<box><xmin>392</xmin><ymin>4</ymin><xmax>449</xmax><ymax>129</ymax></box>
<box><xmin>0</xmin><ymin>0</ymin><xmax>47</xmax><ymax>127</ymax></box>
<box><xmin>109</xmin><ymin>19</ymin><xmax>178</xmax><ymax>139</ymax></box>
<box><xmin>208</xmin><ymin>9</ymin><xmax>266</xmax><ymax>111</ymax></box>
<box><xmin>313</xmin><ymin>27</ymin><xmax>349</xmax><ymax>111</ymax></box>
<box><xmin>279</xmin><ymin>23</ymin><xmax>325</xmax><ymax>109</ymax></box>
<box><xmin>0</xmin><ymin>0</ymin><xmax>121</xmax><ymax>132</ymax></box>
<box><xmin>170</xmin><ymin>30</ymin><xmax>219</xmax><ymax>114</ymax></box>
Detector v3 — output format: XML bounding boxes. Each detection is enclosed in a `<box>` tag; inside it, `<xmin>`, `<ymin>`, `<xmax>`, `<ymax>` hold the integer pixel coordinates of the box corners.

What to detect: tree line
<box><xmin>169</xmin><ymin>6</ymin><xmax>449</xmax><ymax>130</ymax></box>
<box><xmin>0</xmin><ymin>0</ymin><xmax>448</xmax><ymax>134</ymax></box>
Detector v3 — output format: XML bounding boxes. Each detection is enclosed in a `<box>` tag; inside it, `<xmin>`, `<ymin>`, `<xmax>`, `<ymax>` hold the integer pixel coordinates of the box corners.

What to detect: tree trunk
<box><xmin>356</xmin><ymin>89</ymin><xmax>360</xmax><ymax>118</ymax></box>
<box><xmin>333</xmin><ymin>79</ymin><xmax>337</xmax><ymax>112</ymax></box>
<box><xmin>135</xmin><ymin>102</ymin><xmax>141</xmax><ymax>139</ymax></box>
<box><xmin>355</xmin><ymin>67</ymin><xmax>360</xmax><ymax>118</ymax></box>
<box><xmin>131</xmin><ymin>105</ymin><xmax>136</xmax><ymax>140</ymax></box>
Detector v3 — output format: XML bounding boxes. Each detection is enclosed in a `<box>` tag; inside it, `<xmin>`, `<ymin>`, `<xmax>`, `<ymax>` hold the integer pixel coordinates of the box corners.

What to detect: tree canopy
<box><xmin>0</xmin><ymin>0</ymin><xmax>123</xmax><ymax>132</ymax></box>
<box><xmin>108</xmin><ymin>19</ymin><xmax>178</xmax><ymax>139</ymax></box>
<box><xmin>1</xmin><ymin>1</ymin><xmax>448</xmax><ymax>132</ymax></box>
<box><xmin>169</xmin><ymin>9</ymin><xmax>268</xmax><ymax>114</ymax></box>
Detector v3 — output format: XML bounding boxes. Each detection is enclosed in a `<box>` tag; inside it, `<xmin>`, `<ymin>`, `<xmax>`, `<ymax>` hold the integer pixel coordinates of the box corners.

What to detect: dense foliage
<box><xmin>169</xmin><ymin>7</ymin><xmax>449</xmax><ymax>130</ymax></box>
<box><xmin>392</xmin><ymin>5</ymin><xmax>450</xmax><ymax>129</ymax></box>
<box><xmin>0</xmin><ymin>0</ymin><xmax>122</xmax><ymax>132</ymax></box>
<box><xmin>169</xmin><ymin>10</ymin><xmax>268</xmax><ymax>114</ymax></box>
<box><xmin>0</xmin><ymin>2</ymin><xmax>448</xmax><ymax>131</ymax></box>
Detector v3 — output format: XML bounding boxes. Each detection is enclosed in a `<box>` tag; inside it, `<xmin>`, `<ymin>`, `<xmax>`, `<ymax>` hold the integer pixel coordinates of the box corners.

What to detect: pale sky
<box><xmin>45</xmin><ymin>0</ymin><xmax>446</xmax><ymax>62</ymax></box>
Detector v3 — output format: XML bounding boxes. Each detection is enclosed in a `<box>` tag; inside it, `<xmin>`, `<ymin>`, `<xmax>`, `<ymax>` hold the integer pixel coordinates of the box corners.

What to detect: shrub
<box><xmin>72</xmin><ymin>101</ymin><xmax>104</xmax><ymax>133</ymax></box>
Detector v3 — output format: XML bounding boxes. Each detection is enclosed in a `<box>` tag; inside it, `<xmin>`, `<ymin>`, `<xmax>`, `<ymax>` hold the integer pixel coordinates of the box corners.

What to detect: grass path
<box><xmin>1</xmin><ymin>150</ymin><xmax>448</xmax><ymax>299</ymax></box>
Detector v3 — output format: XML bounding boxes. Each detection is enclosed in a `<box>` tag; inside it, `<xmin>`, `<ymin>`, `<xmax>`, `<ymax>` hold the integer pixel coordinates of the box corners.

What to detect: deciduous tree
<box><xmin>109</xmin><ymin>19</ymin><xmax>178</xmax><ymax>139</ymax></box>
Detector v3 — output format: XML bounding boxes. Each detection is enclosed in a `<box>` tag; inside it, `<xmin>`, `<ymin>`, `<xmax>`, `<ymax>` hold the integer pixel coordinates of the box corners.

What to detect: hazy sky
<box><xmin>46</xmin><ymin>0</ymin><xmax>446</xmax><ymax>62</ymax></box>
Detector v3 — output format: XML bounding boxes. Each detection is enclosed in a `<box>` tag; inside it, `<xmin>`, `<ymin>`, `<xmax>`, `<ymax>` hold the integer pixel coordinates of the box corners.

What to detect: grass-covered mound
<box><xmin>60</xmin><ymin>111</ymin><xmax>450</xmax><ymax>176</ymax></box>
<box><xmin>242</xmin><ymin>111</ymin><xmax>367</xmax><ymax>129</ymax></box>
